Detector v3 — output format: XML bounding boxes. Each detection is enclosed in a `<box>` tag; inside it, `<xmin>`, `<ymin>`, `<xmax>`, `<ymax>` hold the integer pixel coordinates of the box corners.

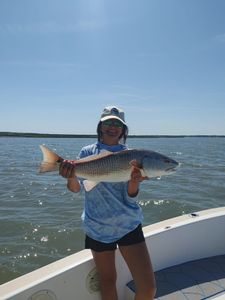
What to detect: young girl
<box><xmin>59</xmin><ymin>106</ymin><xmax>156</xmax><ymax>300</ymax></box>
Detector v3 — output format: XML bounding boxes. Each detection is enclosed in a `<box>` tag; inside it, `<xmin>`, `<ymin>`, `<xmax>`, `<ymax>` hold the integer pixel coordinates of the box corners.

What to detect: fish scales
<box><xmin>75</xmin><ymin>150</ymin><xmax>134</xmax><ymax>180</ymax></box>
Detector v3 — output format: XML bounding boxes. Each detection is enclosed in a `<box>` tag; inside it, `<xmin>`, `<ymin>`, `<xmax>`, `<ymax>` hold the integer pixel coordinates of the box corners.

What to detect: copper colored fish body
<box><xmin>39</xmin><ymin>145</ymin><xmax>179</xmax><ymax>191</ymax></box>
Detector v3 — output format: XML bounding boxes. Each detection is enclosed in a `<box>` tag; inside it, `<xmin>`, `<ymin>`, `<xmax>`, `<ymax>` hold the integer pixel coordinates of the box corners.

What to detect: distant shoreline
<box><xmin>0</xmin><ymin>132</ymin><xmax>225</xmax><ymax>138</ymax></box>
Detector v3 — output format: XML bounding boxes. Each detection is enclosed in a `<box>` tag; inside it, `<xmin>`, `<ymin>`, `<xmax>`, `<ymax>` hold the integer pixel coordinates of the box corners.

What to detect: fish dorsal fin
<box><xmin>78</xmin><ymin>150</ymin><xmax>113</xmax><ymax>163</ymax></box>
<box><xmin>83</xmin><ymin>180</ymin><xmax>99</xmax><ymax>192</ymax></box>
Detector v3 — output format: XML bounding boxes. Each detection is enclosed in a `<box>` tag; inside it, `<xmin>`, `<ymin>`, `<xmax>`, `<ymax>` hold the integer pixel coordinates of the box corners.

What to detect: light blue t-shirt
<box><xmin>78</xmin><ymin>141</ymin><xmax>143</xmax><ymax>243</ymax></box>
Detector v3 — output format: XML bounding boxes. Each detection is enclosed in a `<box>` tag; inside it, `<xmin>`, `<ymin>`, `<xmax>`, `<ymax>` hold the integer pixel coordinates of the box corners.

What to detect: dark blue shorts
<box><xmin>85</xmin><ymin>224</ymin><xmax>145</xmax><ymax>252</ymax></box>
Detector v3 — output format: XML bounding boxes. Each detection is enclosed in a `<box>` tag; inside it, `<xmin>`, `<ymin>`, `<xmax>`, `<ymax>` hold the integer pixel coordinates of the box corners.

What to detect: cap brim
<box><xmin>100</xmin><ymin>115</ymin><xmax>126</xmax><ymax>125</ymax></box>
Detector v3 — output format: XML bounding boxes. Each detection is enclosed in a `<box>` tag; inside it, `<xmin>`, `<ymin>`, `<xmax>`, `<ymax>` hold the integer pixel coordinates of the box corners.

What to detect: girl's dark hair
<box><xmin>97</xmin><ymin>121</ymin><xmax>129</xmax><ymax>144</ymax></box>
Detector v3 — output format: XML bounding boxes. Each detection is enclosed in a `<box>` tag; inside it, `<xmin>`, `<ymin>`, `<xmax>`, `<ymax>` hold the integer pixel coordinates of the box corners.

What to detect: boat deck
<box><xmin>127</xmin><ymin>255</ymin><xmax>225</xmax><ymax>299</ymax></box>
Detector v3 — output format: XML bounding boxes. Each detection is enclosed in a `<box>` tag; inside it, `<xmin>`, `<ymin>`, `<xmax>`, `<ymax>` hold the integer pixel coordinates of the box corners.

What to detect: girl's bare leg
<box><xmin>119</xmin><ymin>242</ymin><xmax>156</xmax><ymax>300</ymax></box>
<box><xmin>92</xmin><ymin>250</ymin><xmax>118</xmax><ymax>300</ymax></box>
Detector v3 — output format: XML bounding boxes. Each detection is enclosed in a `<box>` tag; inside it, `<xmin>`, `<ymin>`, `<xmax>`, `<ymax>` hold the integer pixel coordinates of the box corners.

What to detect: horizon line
<box><xmin>0</xmin><ymin>131</ymin><xmax>225</xmax><ymax>138</ymax></box>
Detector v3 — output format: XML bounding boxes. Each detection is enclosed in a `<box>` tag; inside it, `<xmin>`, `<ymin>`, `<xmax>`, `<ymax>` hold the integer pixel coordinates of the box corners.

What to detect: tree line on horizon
<box><xmin>0</xmin><ymin>132</ymin><xmax>224</xmax><ymax>138</ymax></box>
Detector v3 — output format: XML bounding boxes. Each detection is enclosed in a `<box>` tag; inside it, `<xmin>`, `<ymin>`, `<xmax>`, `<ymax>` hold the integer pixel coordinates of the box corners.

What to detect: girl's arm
<box><xmin>128</xmin><ymin>162</ymin><xmax>149</xmax><ymax>197</ymax></box>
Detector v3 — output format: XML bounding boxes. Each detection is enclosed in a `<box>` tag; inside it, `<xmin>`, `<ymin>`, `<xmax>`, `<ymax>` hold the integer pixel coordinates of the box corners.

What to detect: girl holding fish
<box><xmin>59</xmin><ymin>106</ymin><xmax>156</xmax><ymax>300</ymax></box>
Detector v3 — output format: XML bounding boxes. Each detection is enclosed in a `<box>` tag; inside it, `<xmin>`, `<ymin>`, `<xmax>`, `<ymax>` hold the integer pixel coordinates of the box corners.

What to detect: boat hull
<box><xmin>1</xmin><ymin>206</ymin><xmax>225</xmax><ymax>300</ymax></box>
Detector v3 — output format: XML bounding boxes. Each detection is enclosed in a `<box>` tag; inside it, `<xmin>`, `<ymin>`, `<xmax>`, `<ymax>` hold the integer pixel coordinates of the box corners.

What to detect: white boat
<box><xmin>1</xmin><ymin>206</ymin><xmax>225</xmax><ymax>300</ymax></box>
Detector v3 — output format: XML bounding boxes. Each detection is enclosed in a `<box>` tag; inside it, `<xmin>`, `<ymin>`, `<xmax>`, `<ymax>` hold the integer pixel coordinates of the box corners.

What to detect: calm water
<box><xmin>0</xmin><ymin>137</ymin><xmax>225</xmax><ymax>284</ymax></box>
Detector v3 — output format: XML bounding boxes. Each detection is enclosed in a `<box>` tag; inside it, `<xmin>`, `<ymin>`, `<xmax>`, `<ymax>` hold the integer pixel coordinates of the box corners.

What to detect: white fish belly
<box><xmin>76</xmin><ymin>168</ymin><xmax>132</xmax><ymax>183</ymax></box>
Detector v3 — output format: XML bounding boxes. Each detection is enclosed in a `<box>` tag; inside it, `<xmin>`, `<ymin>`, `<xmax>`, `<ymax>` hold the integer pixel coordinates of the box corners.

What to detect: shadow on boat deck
<box><xmin>127</xmin><ymin>255</ymin><xmax>225</xmax><ymax>299</ymax></box>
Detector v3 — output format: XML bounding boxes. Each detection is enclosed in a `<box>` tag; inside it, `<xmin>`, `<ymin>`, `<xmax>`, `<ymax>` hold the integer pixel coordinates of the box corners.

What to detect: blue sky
<box><xmin>0</xmin><ymin>0</ymin><xmax>225</xmax><ymax>135</ymax></box>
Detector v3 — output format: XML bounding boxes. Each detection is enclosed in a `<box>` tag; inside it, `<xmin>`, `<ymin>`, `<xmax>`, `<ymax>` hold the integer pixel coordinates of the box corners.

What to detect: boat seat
<box><xmin>126</xmin><ymin>255</ymin><xmax>225</xmax><ymax>299</ymax></box>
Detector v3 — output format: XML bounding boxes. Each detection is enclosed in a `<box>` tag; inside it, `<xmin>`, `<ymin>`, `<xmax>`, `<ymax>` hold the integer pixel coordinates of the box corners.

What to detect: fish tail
<box><xmin>39</xmin><ymin>145</ymin><xmax>63</xmax><ymax>173</ymax></box>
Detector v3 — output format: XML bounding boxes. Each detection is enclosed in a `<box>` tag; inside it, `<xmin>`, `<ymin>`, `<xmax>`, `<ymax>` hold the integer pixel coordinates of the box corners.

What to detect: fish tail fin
<box><xmin>39</xmin><ymin>145</ymin><xmax>63</xmax><ymax>173</ymax></box>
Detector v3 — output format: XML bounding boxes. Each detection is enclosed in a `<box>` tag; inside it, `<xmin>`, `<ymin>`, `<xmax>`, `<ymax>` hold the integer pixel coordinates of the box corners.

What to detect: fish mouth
<box><xmin>165</xmin><ymin>163</ymin><xmax>180</xmax><ymax>172</ymax></box>
<box><xmin>165</xmin><ymin>164</ymin><xmax>179</xmax><ymax>173</ymax></box>
<box><xmin>165</xmin><ymin>167</ymin><xmax>177</xmax><ymax>172</ymax></box>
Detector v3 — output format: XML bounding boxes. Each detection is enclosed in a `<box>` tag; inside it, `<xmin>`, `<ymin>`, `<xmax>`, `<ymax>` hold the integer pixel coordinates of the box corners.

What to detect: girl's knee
<box><xmin>98</xmin><ymin>271</ymin><xmax>118</xmax><ymax>299</ymax></box>
<box><xmin>99</xmin><ymin>269</ymin><xmax>117</xmax><ymax>287</ymax></box>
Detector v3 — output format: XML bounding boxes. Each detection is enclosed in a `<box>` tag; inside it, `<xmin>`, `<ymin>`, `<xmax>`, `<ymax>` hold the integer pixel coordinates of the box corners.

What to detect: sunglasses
<box><xmin>102</xmin><ymin>119</ymin><xmax>123</xmax><ymax>128</ymax></box>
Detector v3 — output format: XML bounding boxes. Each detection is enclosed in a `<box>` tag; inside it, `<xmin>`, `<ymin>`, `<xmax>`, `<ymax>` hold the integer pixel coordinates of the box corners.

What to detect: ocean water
<box><xmin>0</xmin><ymin>137</ymin><xmax>225</xmax><ymax>284</ymax></box>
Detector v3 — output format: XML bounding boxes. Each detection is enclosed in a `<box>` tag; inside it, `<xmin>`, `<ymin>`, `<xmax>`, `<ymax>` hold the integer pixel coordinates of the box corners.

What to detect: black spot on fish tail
<box><xmin>57</xmin><ymin>157</ymin><xmax>63</xmax><ymax>163</ymax></box>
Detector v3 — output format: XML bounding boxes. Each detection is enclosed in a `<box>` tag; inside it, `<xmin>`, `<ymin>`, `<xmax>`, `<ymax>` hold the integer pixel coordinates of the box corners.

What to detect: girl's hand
<box><xmin>130</xmin><ymin>160</ymin><xmax>149</xmax><ymax>182</ymax></box>
<box><xmin>128</xmin><ymin>160</ymin><xmax>149</xmax><ymax>197</ymax></box>
<box><xmin>59</xmin><ymin>160</ymin><xmax>76</xmax><ymax>178</ymax></box>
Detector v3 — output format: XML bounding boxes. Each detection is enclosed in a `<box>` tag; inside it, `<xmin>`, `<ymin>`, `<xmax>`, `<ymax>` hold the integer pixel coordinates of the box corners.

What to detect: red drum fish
<box><xmin>39</xmin><ymin>145</ymin><xmax>179</xmax><ymax>191</ymax></box>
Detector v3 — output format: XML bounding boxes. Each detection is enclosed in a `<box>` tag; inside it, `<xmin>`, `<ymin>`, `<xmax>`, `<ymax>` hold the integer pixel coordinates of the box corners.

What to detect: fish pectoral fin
<box><xmin>140</xmin><ymin>169</ymin><xmax>148</xmax><ymax>178</ymax></box>
<box><xmin>83</xmin><ymin>180</ymin><xmax>99</xmax><ymax>192</ymax></box>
